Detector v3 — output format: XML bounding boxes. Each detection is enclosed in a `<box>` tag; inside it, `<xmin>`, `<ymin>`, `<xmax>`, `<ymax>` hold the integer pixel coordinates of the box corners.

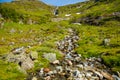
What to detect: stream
<box><xmin>27</xmin><ymin>28</ymin><xmax>120</xmax><ymax>80</ymax></box>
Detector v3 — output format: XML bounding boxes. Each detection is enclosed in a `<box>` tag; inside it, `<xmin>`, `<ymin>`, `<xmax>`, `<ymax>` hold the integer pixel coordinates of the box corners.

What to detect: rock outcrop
<box><xmin>6</xmin><ymin>47</ymin><xmax>38</xmax><ymax>72</ymax></box>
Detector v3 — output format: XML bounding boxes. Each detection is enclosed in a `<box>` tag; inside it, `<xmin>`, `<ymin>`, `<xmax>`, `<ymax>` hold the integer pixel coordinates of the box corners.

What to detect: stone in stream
<box><xmin>44</xmin><ymin>76</ymin><xmax>51</xmax><ymax>80</ymax></box>
<box><xmin>117</xmin><ymin>71</ymin><xmax>120</xmax><ymax>77</ymax></box>
<box><xmin>85</xmin><ymin>72</ymin><xmax>93</xmax><ymax>78</ymax></box>
<box><xmin>39</xmin><ymin>68</ymin><xmax>44</xmax><ymax>77</ymax></box>
<box><xmin>65</xmin><ymin>53</ymin><xmax>73</xmax><ymax>59</ymax></box>
<box><xmin>76</xmin><ymin>64</ymin><xmax>84</xmax><ymax>70</ymax></box>
<box><xmin>112</xmin><ymin>75</ymin><xmax>120</xmax><ymax>80</ymax></box>
<box><xmin>56</xmin><ymin>66</ymin><xmax>63</xmax><ymax>73</ymax></box>
<box><xmin>66</xmin><ymin>60</ymin><xmax>73</xmax><ymax>66</ymax></box>
<box><xmin>73</xmin><ymin>69</ymin><xmax>81</xmax><ymax>78</ymax></box>
<box><xmin>52</xmin><ymin>60</ymin><xmax>60</xmax><ymax>65</ymax></box>
<box><xmin>101</xmin><ymin>71</ymin><xmax>114</xmax><ymax>80</ymax></box>
<box><xmin>68</xmin><ymin>28</ymin><xmax>74</xmax><ymax>33</ymax></box>
<box><xmin>43</xmin><ymin>68</ymin><xmax>50</xmax><ymax>73</ymax></box>
<box><xmin>32</xmin><ymin>77</ymin><xmax>37</xmax><ymax>80</ymax></box>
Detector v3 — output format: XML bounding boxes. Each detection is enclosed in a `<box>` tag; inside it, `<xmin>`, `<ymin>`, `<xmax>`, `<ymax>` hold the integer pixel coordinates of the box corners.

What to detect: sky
<box><xmin>0</xmin><ymin>0</ymin><xmax>85</xmax><ymax>6</ymax></box>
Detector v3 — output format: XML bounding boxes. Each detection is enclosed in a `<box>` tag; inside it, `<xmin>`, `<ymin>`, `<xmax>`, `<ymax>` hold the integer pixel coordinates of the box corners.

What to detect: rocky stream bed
<box><xmin>26</xmin><ymin>29</ymin><xmax>120</xmax><ymax>80</ymax></box>
<box><xmin>3</xmin><ymin>28</ymin><xmax>120</xmax><ymax>80</ymax></box>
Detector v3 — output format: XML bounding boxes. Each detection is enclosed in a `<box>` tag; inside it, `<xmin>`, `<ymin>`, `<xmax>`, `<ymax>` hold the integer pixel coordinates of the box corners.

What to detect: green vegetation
<box><xmin>71</xmin><ymin>24</ymin><xmax>120</xmax><ymax>71</ymax></box>
<box><xmin>59</xmin><ymin>0</ymin><xmax>120</xmax><ymax>25</ymax></box>
<box><xmin>0</xmin><ymin>21</ymin><xmax>68</xmax><ymax>79</ymax></box>
<box><xmin>0</xmin><ymin>0</ymin><xmax>120</xmax><ymax>79</ymax></box>
<box><xmin>0</xmin><ymin>0</ymin><xmax>54</xmax><ymax>23</ymax></box>
<box><xmin>0</xmin><ymin>60</ymin><xmax>26</xmax><ymax>80</ymax></box>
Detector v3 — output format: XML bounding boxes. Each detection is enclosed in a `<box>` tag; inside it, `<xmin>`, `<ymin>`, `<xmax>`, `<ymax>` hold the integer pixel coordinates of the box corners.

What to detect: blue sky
<box><xmin>0</xmin><ymin>0</ymin><xmax>85</xmax><ymax>6</ymax></box>
<box><xmin>41</xmin><ymin>0</ymin><xmax>85</xmax><ymax>6</ymax></box>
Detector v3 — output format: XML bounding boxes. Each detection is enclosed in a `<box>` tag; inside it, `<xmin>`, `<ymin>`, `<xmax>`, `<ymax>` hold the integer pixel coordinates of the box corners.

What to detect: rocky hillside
<box><xmin>0</xmin><ymin>0</ymin><xmax>120</xmax><ymax>80</ymax></box>
<box><xmin>59</xmin><ymin>0</ymin><xmax>120</xmax><ymax>26</ymax></box>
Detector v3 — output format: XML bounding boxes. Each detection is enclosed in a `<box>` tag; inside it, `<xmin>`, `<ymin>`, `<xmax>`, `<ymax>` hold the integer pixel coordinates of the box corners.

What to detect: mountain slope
<box><xmin>0</xmin><ymin>0</ymin><xmax>54</xmax><ymax>23</ymax></box>
<box><xmin>0</xmin><ymin>0</ymin><xmax>120</xmax><ymax>80</ymax></box>
<box><xmin>59</xmin><ymin>0</ymin><xmax>120</xmax><ymax>26</ymax></box>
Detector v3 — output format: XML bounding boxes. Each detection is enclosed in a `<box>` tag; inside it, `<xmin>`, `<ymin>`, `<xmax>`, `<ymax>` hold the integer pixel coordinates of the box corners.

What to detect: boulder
<box><xmin>43</xmin><ymin>53</ymin><xmax>56</xmax><ymax>62</ymax></box>
<box><xmin>30</xmin><ymin>51</ymin><xmax>38</xmax><ymax>60</ymax></box>
<box><xmin>21</xmin><ymin>57</ymin><xmax>34</xmax><ymax>70</ymax></box>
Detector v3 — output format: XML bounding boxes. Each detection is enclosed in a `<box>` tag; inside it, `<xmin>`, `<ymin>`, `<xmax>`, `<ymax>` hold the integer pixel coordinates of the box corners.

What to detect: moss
<box><xmin>0</xmin><ymin>60</ymin><xmax>26</xmax><ymax>80</ymax></box>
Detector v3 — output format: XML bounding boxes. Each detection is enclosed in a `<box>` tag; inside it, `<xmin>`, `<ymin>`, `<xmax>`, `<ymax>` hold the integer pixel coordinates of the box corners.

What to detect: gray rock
<box><xmin>73</xmin><ymin>23</ymin><xmax>81</xmax><ymax>25</ymax></box>
<box><xmin>101</xmin><ymin>71</ymin><xmax>114</xmax><ymax>80</ymax></box>
<box><xmin>92</xmin><ymin>70</ymin><xmax>103</xmax><ymax>80</ymax></box>
<box><xmin>43</xmin><ymin>53</ymin><xmax>56</xmax><ymax>62</ymax></box>
<box><xmin>32</xmin><ymin>77</ymin><xmax>37</xmax><ymax>80</ymax></box>
<box><xmin>52</xmin><ymin>60</ymin><xmax>60</xmax><ymax>65</ymax></box>
<box><xmin>11</xmin><ymin>47</ymin><xmax>25</xmax><ymax>54</ymax></box>
<box><xmin>30</xmin><ymin>51</ymin><xmax>38</xmax><ymax>60</ymax></box>
<box><xmin>65</xmin><ymin>53</ymin><xmax>72</xmax><ymax>59</ymax></box>
<box><xmin>112</xmin><ymin>75</ymin><xmax>120</xmax><ymax>80</ymax></box>
<box><xmin>21</xmin><ymin>57</ymin><xmax>34</xmax><ymax>70</ymax></box>
<box><xmin>56</xmin><ymin>66</ymin><xmax>63</xmax><ymax>72</ymax></box>
<box><xmin>10</xmin><ymin>28</ymin><xmax>16</xmax><ymax>33</ymax></box>
<box><xmin>73</xmin><ymin>69</ymin><xmax>80</xmax><ymax>77</ymax></box>
<box><xmin>68</xmin><ymin>28</ymin><xmax>73</xmax><ymax>33</ymax></box>
<box><xmin>117</xmin><ymin>71</ymin><xmax>120</xmax><ymax>77</ymax></box>
<box><xmin>44</xmin><ymin>76</ymin><xmax>51</xmax><ymax>80</ymax></box>
<box><xmin>103</xmin><ymin>38</ymin><xmax>110</xmax><ymax>46</ymax></box>
<box><xmin>76</xmin><ymin>64</ymin><xmax>84</xmax><ymax>69</ymax></box>
<box><xmin>85</xmin><ymin>72</ymin><xmax>93</xmax><ymax>78</ymax></box>
<box><xmin>6</xmin><ymin>53</ymin><xmax>16</xmax><ymax>62</ymax></box>
<box><xmin>39</xmin><ymin>68</ymin><xmax>44</xmax><ymax>76</ymax></box>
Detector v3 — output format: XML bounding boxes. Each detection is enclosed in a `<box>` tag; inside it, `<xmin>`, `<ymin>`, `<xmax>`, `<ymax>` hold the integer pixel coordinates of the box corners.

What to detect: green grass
<box><xmin>0</xmin><ymin>16</ymin><xmax>120</xmax><ymax>80</ymax></box>
<box><xmin>0</xmin><ymin>21</ymin><xmax>69</xmax><ymax>79</ymax></box>
<box><xmin>0</xmin><ymin>60</ymin><xmax>26</xmax><ymax>80</ymax></box>
<box><xmin>0</xmin><ymin>0</ymin><xmax>120</xmax><ymax>79</ymax></box>
<box><xmin>70</xmin><ymin>24</ymin><xmax>120</xmax><ymax>70</ymax></box>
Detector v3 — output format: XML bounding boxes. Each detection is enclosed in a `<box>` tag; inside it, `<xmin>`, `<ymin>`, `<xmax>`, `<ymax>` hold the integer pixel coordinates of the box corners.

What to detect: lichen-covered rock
<box><xmin>20</xmin><ymin>57</ymin><xmax>34</xmax><ymax>70</ymax></box>
<box><xmin>43</xmin><ymin>53</ymin><xmax>56</xmax><ymax>62</ymax></box>
<box><xmin>30</xmin><ymin>51</ymin><xmax>38</xmax><ymax>60</ymax></box>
